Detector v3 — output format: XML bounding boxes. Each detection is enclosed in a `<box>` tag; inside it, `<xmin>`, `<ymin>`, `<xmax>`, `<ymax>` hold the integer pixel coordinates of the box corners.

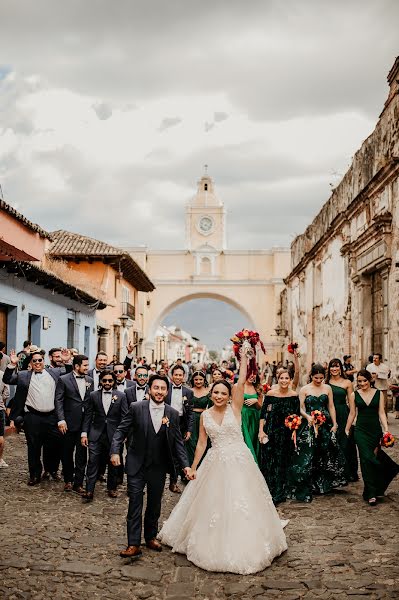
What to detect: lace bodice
<box><xmin>203</xmin><ymin>405</ymin><xmax>244</xmax><ymax>450</ymax></box>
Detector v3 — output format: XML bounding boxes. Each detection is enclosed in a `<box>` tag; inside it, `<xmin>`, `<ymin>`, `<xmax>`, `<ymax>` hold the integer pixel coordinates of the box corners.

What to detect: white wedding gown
<box><xmin>158</xmin><ymin>404</ymin><xmax>288</xmax><ymax>574</ymax></box>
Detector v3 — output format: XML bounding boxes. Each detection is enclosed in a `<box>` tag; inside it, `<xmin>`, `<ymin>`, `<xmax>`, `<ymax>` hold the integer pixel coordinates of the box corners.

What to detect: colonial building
<box><xmin>127</xmin><ymin>174</ymin><xmax>290</xmax><ymax>360</ymax></box>
<box><xmin>0</xmin><ymin>200</ymin><xmax>105</xmax><ymax>361</ymax></box>
<box><xmin>48</xmin><ymin>230</ymin><xmax>155</xmax><ymax>359</ymax></box>
<box><xmin>281</xmin><ymin>57</ymin><xmax>399</xmax><ymax>381</ymax></box>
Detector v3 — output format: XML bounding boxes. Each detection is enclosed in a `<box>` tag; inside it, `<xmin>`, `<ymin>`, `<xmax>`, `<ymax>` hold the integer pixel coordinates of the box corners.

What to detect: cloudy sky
<box><xmin>1</xmin><ymin>1</ymin><xmax>398</xmax><ymax>349</ymax></box>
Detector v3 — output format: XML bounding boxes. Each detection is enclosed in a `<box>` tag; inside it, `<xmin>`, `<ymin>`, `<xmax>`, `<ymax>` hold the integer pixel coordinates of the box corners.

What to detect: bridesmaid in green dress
<box><xmin>259</xmin><ymin>369</ymin><xmax>299</xmax><ymax>504</ymax></box>
<box><xmin>345</xmin><ymin>369</ymin><xmax>399</xmax><ymax>506</ymax></box>
<box><xmin>288</xmin><ymin>364</ymin><xmax>347</xmax><ymax>502</ymax></box>
<box><xmin>326</xmin><ymin>358</ymin><xmax>359</xmax><ymax>482</ymax></box>
<box><xmin>186</xmin><ymin>370</ymin><xmax>210</xmax><ymax>466</ymax></box>
<box><xmin>241</xmin><ymin>373</ymin><xmax>263</xmax><ymax>464</ymax></box>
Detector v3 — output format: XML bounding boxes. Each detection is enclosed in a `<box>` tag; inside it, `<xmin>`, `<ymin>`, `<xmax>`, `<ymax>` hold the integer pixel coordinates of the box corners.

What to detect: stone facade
<box><xmin>281</xmin><ymin>57</ymin><xmax>399</xmax><ymax>384</ymax></box>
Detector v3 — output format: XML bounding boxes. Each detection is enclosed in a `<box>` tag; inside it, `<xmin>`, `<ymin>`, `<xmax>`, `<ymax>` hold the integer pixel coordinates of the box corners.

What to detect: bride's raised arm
<box><xmin>232</xmin><ymin>350</ymin><xmax>248</xmax><ymax>412</ymax></box>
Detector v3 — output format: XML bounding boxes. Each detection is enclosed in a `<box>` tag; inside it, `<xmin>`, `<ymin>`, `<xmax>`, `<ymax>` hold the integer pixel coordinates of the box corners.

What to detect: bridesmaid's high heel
<box><xmin>368</xmin><ymin>497</ymin><xmax>377</xmax><ymax>506</ymax></box>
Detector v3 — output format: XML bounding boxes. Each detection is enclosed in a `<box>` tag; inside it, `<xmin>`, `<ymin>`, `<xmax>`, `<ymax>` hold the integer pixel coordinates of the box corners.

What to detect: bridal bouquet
<box><xmin>310</xmin><ymin>410</ymin><xmax>326</xmax><ymax>437</ymax></box>
<box><xmin>381</xmin><ymin>432</ymin><xmax>395</xmax><ymax>448</ymax></box>
<box><xmin>230</xmin><ymin>329</ymin><xmax>266</xmax><ymax>378</ymax></box>
<box><xmin>284</xmin><ymin>414</ymin><xmax>302</xmax><ymax>451</ymax></box>
<box><xmin>287</xmin><ymin>342</ymin><xmax>301</xmax><ymax>358</ymax></box>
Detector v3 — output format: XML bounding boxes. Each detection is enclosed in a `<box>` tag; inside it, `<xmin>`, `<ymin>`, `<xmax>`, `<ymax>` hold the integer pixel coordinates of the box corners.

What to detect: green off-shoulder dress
<box><xmin>260</xmin><ymin>394</ymin><xmax>300</xmax><ymax>503</ymax></box>
<box><xmin>241</xmin><ymin>393</ymin><xmax>261</xmax><ymax>464</ymax></box>
<box><xmin>186</xmin><ymin>394</ymin><xmax>210</xmax><ymax>466</ymax></box>
<box><xmin>354</xmin><ymin>389</ymin><xmax>399</xmax><ymax>500</ymax></box>
<box><xmin>288</xmin><ymin>394</ymin><xmax>347</xmax><ymax>502</ymax></box>
<box><xmin>330</xmin><ymin>384</ymin><xmax>359</xmax><ymax>482</ymax></box>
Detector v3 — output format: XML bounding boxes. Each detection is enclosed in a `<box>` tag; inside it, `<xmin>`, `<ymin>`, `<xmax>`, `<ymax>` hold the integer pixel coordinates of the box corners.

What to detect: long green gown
<box><xmin>354</xmin><ymin>389</ymin><xmax>399</xmax><ymax>500</ymax></box>
<box><xmin>185</xmin><ymin>393</ymin><xmax>210</xmax><ymax>466</ymax></box>
<box><xmin>288</xmin><ymin>394</ymin><xmax>347</xmax><ymax>502</ymax></box>
<box><xmin>260</xmin><ymin>394</ymin><xmax>300</xmax><ymax>503</ymax></box>
<box><xmin>241</xmin><ymin>393</ymin><xmax>261</xmax><ymax>464</ymax></box>
<box><xmin>330</xmin><ymin>384</ymin><xmax>359</xmax><ymax>482</ymax></box>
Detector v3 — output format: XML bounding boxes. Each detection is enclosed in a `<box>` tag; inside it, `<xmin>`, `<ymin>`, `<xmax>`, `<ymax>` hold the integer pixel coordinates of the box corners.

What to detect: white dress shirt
<box><xmin>102</xmin><ymin>391</ymin><xmax>113</xmax><ymax>415</ymax></box>
<box><xmin>149</xmin><ymin>399</ymin><xmax>165</xmax><ymax>433</ymax></box>
<box><xmin>171</xmin><ymin>385</ymin><xmax>184</xmax><ymax>416</ymax></box>
<box><xmin>366</xmin><ymin>362</ymin><xmax>390</xmax><ymax>391</ymax></box>
<box><xmin>26</xmin><ymin>370</ymin><xmax>56</xmax><ymax>412</ymax></box>
<box><xmin>92</xmin><ymin>370</ymin><xmax>101</xmax><ymax>391</ymax></box>
<box><xmin>116</xmin><ymin>379</ymin><xmax>127</xmax><ymax>392</ymax></box>
<box><xmin>136</xmin><ymin>385</ymin><xmax>147</xmax><ymax>402</ymax></box>
<box><xmin>74</xmin><ymin>372</ymin><xmax>87</xmax><ymax>400</ymax></box>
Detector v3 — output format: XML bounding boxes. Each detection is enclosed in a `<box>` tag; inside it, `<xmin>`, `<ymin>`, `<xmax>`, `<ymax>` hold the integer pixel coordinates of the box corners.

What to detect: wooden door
<box><xmin>0</xmin><ymin>305</ymin><xmax>7</xmax><ymax>346</ymax></box>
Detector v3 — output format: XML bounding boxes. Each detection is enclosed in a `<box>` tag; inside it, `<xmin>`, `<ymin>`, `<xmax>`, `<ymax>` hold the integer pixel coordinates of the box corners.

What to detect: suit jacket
<box><xmin>82</xmin><ymin>389</ymin><xmax>128</xmax><ymax>443</ymax></box>
<box><xmin>116</xmin><ymin>379</ymin><xmax>135</xmax><ymax>391</ymax></box>
<box><xmin>110</xmin><ymin>400</ymin><xmax>189</xmax><ymax>477</ymax></box>
<box><xmin>55</xmin><ymin>372</ymin><xmax>94</xmax><ymax>432</ymax></box>
<box><xmin>165</xmin><ymin>385</ymin><xmax>194</xmax><ymax>433</ymax></box>
<box><xmin>3</xmin><ymin>366</ymin><xmax>62</xmax><ymax>420</ymax></box>
<box><xmin>125</xmin><ymin>382</ymin><xmax>149</xmax><ymax>405</ymax></box>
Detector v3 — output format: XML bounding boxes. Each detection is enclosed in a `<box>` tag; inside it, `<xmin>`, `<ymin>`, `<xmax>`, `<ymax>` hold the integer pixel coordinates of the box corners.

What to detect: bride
<box><xmin>158</xmin><ymin>350</ymin><xmax>288</xmax><ymax>574</ymax></box>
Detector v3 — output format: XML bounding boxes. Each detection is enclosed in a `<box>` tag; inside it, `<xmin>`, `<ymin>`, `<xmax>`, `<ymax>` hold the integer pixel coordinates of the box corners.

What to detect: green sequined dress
<box><xmin>186</xmin><ymin>393</ymin><xmax>210</xmax><ymax>466</ymax></box>
<box><xmin>241</xmin><ymin>393</ymin><xmax>261</xmax><ymax>464</ymax></box>
<box><xmin>354</xmin><ymin>389</ymin><xmax>399</xmax><ymax>500</ymax></box>
<box><xmin>288</xmin><ymin>393</ymin><xmax>347</xmax><ymax>502</ymax></box>
<box><xmin>330</xmin><ymin>384</ymin><xmax>359</xmax><ymax>482</ymax></box>
<box><xmin>260</xmin><ymin>394</ymin><xmax>300</xmax><ymax>503</ymax></box>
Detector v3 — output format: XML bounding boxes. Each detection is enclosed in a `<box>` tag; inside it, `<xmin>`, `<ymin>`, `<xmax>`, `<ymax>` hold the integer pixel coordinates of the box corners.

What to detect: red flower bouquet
<box><xmin>230</xmin><ymin>329</ymin><xmax>266</xmax><ymax>378</ymax></box>
<box><xmin>287</xmin><ymin>342</ymin><xmax>301</xmax><ymax>357</ymax></box>
<box><xmin>310</xmin><ymin>410</ymin><xmax>326</xmax><ymax>437</ymax></box>
<box><xmin>381</xmin><ymin>432</ymin><xmax>395</xmax><ymax>448</ymax></box>
<box><xmin>284</xmin><ymin>414</ymin><xmax>302</xmax><ymax>450</ymax></box>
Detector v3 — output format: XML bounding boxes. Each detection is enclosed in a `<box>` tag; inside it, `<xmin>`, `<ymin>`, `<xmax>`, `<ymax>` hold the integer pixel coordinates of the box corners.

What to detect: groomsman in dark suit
<box><xmin>110</xmin><ymin>374</ymin><xmax>191</xmax><ymax>558</ymax></box>
<box><xmin>113</xmin><ymin>363</ymin><xmax>135</xmax><ymax>393</ymax></box>
<box><xmin>4</xmin><ymin>350</ymin><xmax>63</xmax><ymax>485</ymax></box>
<box><xmin>55</xmin><ymin>355</ymin><xmax>94</xmax><ymax>494</ymax></box>
<box><xmin>88</xmin><ymin>351</ymin><xmax>109</xmax><ymax>390</ymax></box>
<box><xmin>81</xmin><ymin>371</ymin><xmax>128</xmax><ymax>500</ymax></box>
<box><xmin>166</xmin><ymin>365</ymin><xmax>194</xmax><ymax>493</ymax></box>
<box><xmin>125</xmin><ymin>365</ymin><xmax>150</xmax><ymax>405</ymax></box>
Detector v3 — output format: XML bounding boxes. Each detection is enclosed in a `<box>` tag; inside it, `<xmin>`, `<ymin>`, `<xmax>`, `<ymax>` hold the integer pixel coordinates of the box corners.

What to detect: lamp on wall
<box><xmin>120</xmin><ymin>316</ymin><xmax>129</xmax><ymax>328</ymax></box>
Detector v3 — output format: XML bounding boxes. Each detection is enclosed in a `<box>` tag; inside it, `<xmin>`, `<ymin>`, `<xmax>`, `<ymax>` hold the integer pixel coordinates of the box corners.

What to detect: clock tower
<box><xmin>186</xmin><ymin>173</ymin><xmax>226</xmax><ymax>251</ymax></box>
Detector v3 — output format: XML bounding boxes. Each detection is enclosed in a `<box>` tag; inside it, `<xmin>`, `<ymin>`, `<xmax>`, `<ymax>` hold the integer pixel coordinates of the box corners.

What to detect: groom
<box><xmin>110</xmin><ymin>374</ymin><xmax>191</xmax><ymax>559</ymax></box>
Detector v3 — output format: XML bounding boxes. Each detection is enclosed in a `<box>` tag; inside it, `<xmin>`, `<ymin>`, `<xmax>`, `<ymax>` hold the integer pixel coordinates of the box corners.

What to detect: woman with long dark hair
<box><xmin>288</xmin><ymin>363</ymin><xmax>347</xmax><ymax>502</ymax></box>
<box><xmin>185</xmin><ymin>370</ymin><xmax>210</xmax><ymax>466</ymax></box>
<box><xmin>346</xmin><ymin>369</ymin><xmax>399</xmax><ymax>505</ymax></box>
<box><xmin>326</xmin><ymin>358</ymin><xmax>358</xmax><ymax>482</ymax></box>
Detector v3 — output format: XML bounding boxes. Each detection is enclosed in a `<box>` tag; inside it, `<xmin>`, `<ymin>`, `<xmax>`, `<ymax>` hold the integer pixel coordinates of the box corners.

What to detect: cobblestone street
<box><xmin>1</xmin><ymin>417</ymin><xmax>398</xmax><ymax>600</ymax></box>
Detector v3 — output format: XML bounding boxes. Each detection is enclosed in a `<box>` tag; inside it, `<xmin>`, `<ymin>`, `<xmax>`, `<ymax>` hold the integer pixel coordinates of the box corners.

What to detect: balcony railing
<box><xmin>121</xmin><ymin>301</ymin><xmax>135</xmax><ymax>321</ymax></box>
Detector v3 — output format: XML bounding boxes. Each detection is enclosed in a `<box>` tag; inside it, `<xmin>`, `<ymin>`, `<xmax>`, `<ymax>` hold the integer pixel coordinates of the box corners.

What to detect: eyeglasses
<box><xmin>32</xmin><ymin>358</ymin><xmax>43</xmax><ymax>363</ymax></box>
<box><xmin>136</xmin><ymin>374</ymin><xmax>148</xmax><ymax>378</ymax></box>
<box><xmin>114</xmin><ymin>369</ymin><xmax>124</xmax><ymax>374</ymax></box>
<box><xmin>101</xmin><ymin>378</ymin><xmax>114</xmax><ymax>383</ymax></box>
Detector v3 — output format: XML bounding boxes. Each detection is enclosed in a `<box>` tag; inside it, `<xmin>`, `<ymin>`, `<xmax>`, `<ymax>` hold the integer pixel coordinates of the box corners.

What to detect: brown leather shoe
<box><xmin>64</xmin><ymin>482</ymin><xmax>73</xmax><ymax>492</ymax></box>
<box><xmin>72</xmin><ymin>485</ymin><xmax>85</xmax><ymax>495</ymax></box>
<box><xmin>146</xmin><ymin>539</ymin><xmax>162</xmax><ymax>552</ymax></box>
<box><xmin>108</xmin><ymin>489</ymin><xmax>118</xmax><ymax>498</ymax></box>
<box><xmin>28</xmin><ymin>476</ymin><xmax>41</xmax><ymax>486</ymax></box>
<box><xmin>169</xmin><ymin>483</ymin><xmax>181</xmax><ymax>494</ymax></box>
<box><xmin>120</xmin><ymin>546</ymin><xmax>142</xmax><ymax>559</ymax></box>
<box><xmin>50</xmin><ymin>472</ymin><xmax>62</xmax><ymax>482</ymax></box>
<box><xmin>82</xmin><ymin>491</ymin><xmax>94</xmax><ymax>502</ymax></box>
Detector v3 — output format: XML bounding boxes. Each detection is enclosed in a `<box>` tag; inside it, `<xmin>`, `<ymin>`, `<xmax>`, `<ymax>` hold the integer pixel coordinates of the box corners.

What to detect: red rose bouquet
<box><xmin>287</xmin><ymin>342</ymin><xmax>301</xmax><ymax>357</ymax></box>
<box><xmin>381</xmin><ymin>432</ymin><xmax>395</xmax><ymax>448</ymax></box>
<box><xmin>230</xmin><ymin>329</ymin><xmax>266</xmax><ymax>378</ymax></box>
<box><xmin>310</xmin><ymin>410</ymin><xmax>326</xmax><ymax>437</ymax></box>
<box><xmin>284</xmin><ymin>414</ymin><xmax>302</xmax><ymax>450</ymax></box>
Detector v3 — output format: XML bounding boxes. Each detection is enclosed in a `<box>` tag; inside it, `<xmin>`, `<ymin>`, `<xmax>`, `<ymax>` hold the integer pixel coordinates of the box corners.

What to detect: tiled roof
<box><xmin>49</xmin><ymin>230</ymin><xmax>155</xmax><ymax>293</ymax></box>
<box><xmin>0</xmin><ymin>260</ymin><xmax>106</xmax><ymax>309</ymax></box>
<box><xmin>0</xmin><ymin>199</ymin><xmax>51</xmax><ymax>239</ymax></box>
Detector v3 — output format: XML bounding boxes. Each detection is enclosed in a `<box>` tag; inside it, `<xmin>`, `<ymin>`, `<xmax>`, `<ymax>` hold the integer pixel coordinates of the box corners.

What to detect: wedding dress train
<box><xmin>159</xmin><ymin>404</ymin><xmax>288</xmax><ymax>574</ymax></box>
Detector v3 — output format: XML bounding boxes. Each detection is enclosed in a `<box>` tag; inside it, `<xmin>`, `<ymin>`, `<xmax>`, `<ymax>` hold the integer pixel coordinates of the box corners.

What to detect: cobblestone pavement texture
<box><xmin>1</xmin><ymin>417</ymin><xmax>399</xmax><ymax>600</ymax></box>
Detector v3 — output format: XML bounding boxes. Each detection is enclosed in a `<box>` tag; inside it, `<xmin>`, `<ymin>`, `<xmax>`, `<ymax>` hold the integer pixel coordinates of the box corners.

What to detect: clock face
<box><xmin>198</xmin><ymin>216</ymin><xmax>214</xmax><ymax>235</ymax></box>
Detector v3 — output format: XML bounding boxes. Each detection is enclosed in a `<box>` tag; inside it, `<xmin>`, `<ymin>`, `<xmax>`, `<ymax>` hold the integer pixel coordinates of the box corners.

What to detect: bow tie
<box><xmin>173</xmin><ymin>386</ymin><xmax>182</xmax><ymax>390</ymax></box>
<box><xmin>76</xmin><ymin>376</ymin><xmax>85</xmax><ymax>379</ymax></box>
<box><xmin>137</xmin><ymin>385</ymin><xmax>146</xmax><ymax>390</ymax></box>
<box><xmin>103</xmin><ymin>391</ymin><xmax>112</xmax><ymax>395</ymax></box>
<box><xmin>34</xmin><ymin>372</ymin><xmax>43</xmax><ymax>375</ymax></box>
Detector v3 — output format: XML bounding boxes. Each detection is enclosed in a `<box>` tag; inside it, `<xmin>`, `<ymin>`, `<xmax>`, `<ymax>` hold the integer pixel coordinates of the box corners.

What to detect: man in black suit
<box><xmin>88</xmin><ymin>351</ymin><xmax>109</xmax><ymax>390</ymax></box>
<box><xmin>111</xmin><ymin>374</ymin><xmax>191</xmax><ymax>559</ymax></box>
<box><xmin>166</xmin><ymin>364</ymin><xmax>194</xmax><ymax>493</ymax></box>
<box><xmin>113</xmin><ymin>363</ymin><xmax>135</xmax><ymax>393</ymax></box>
<box><xmin>55</xmin><ymin>354</ymin><xmax>94</xmax><ymax>494</ymax></box>
<box><xmin>81</xmin><ymin>371</ymin><xmax>128</xmax><ymax>501</ymax></box>
<box><xmin>4</xmin><ymin>350</ymin><xmax>63</xmax><ymax>485</ymax></box>
<box><xmin>124</xmin><ymin>365</ymin><xmax>149</xmax><ymax>405</ymax></box>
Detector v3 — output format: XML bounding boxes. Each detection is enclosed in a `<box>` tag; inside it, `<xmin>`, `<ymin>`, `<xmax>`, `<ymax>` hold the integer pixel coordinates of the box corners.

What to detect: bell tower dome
<box><xmin>186</xmin><ymin>170</ymin><xmax>226</xmax><ymax>251</ymax></box>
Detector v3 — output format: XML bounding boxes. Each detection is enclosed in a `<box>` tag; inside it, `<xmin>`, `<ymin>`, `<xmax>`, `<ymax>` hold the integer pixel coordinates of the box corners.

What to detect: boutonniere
<box><xmin>111</xmin><ymin>395</ymin><xmax>118</xmax><ymax>403</ymax></box>
<box><xmin>85</xmin><ymin>382</ymin><xmax>91</xmax><ymax>389</ymax></box>
<box><xmin>161</xmin><ymin>416</ymin><xmax>170</xmax><ymax>428</ymax></box>
<box><xmin>182</xmin><ymin>395</ymin><xmax>187</xmax><ymax>402</ymax></box>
